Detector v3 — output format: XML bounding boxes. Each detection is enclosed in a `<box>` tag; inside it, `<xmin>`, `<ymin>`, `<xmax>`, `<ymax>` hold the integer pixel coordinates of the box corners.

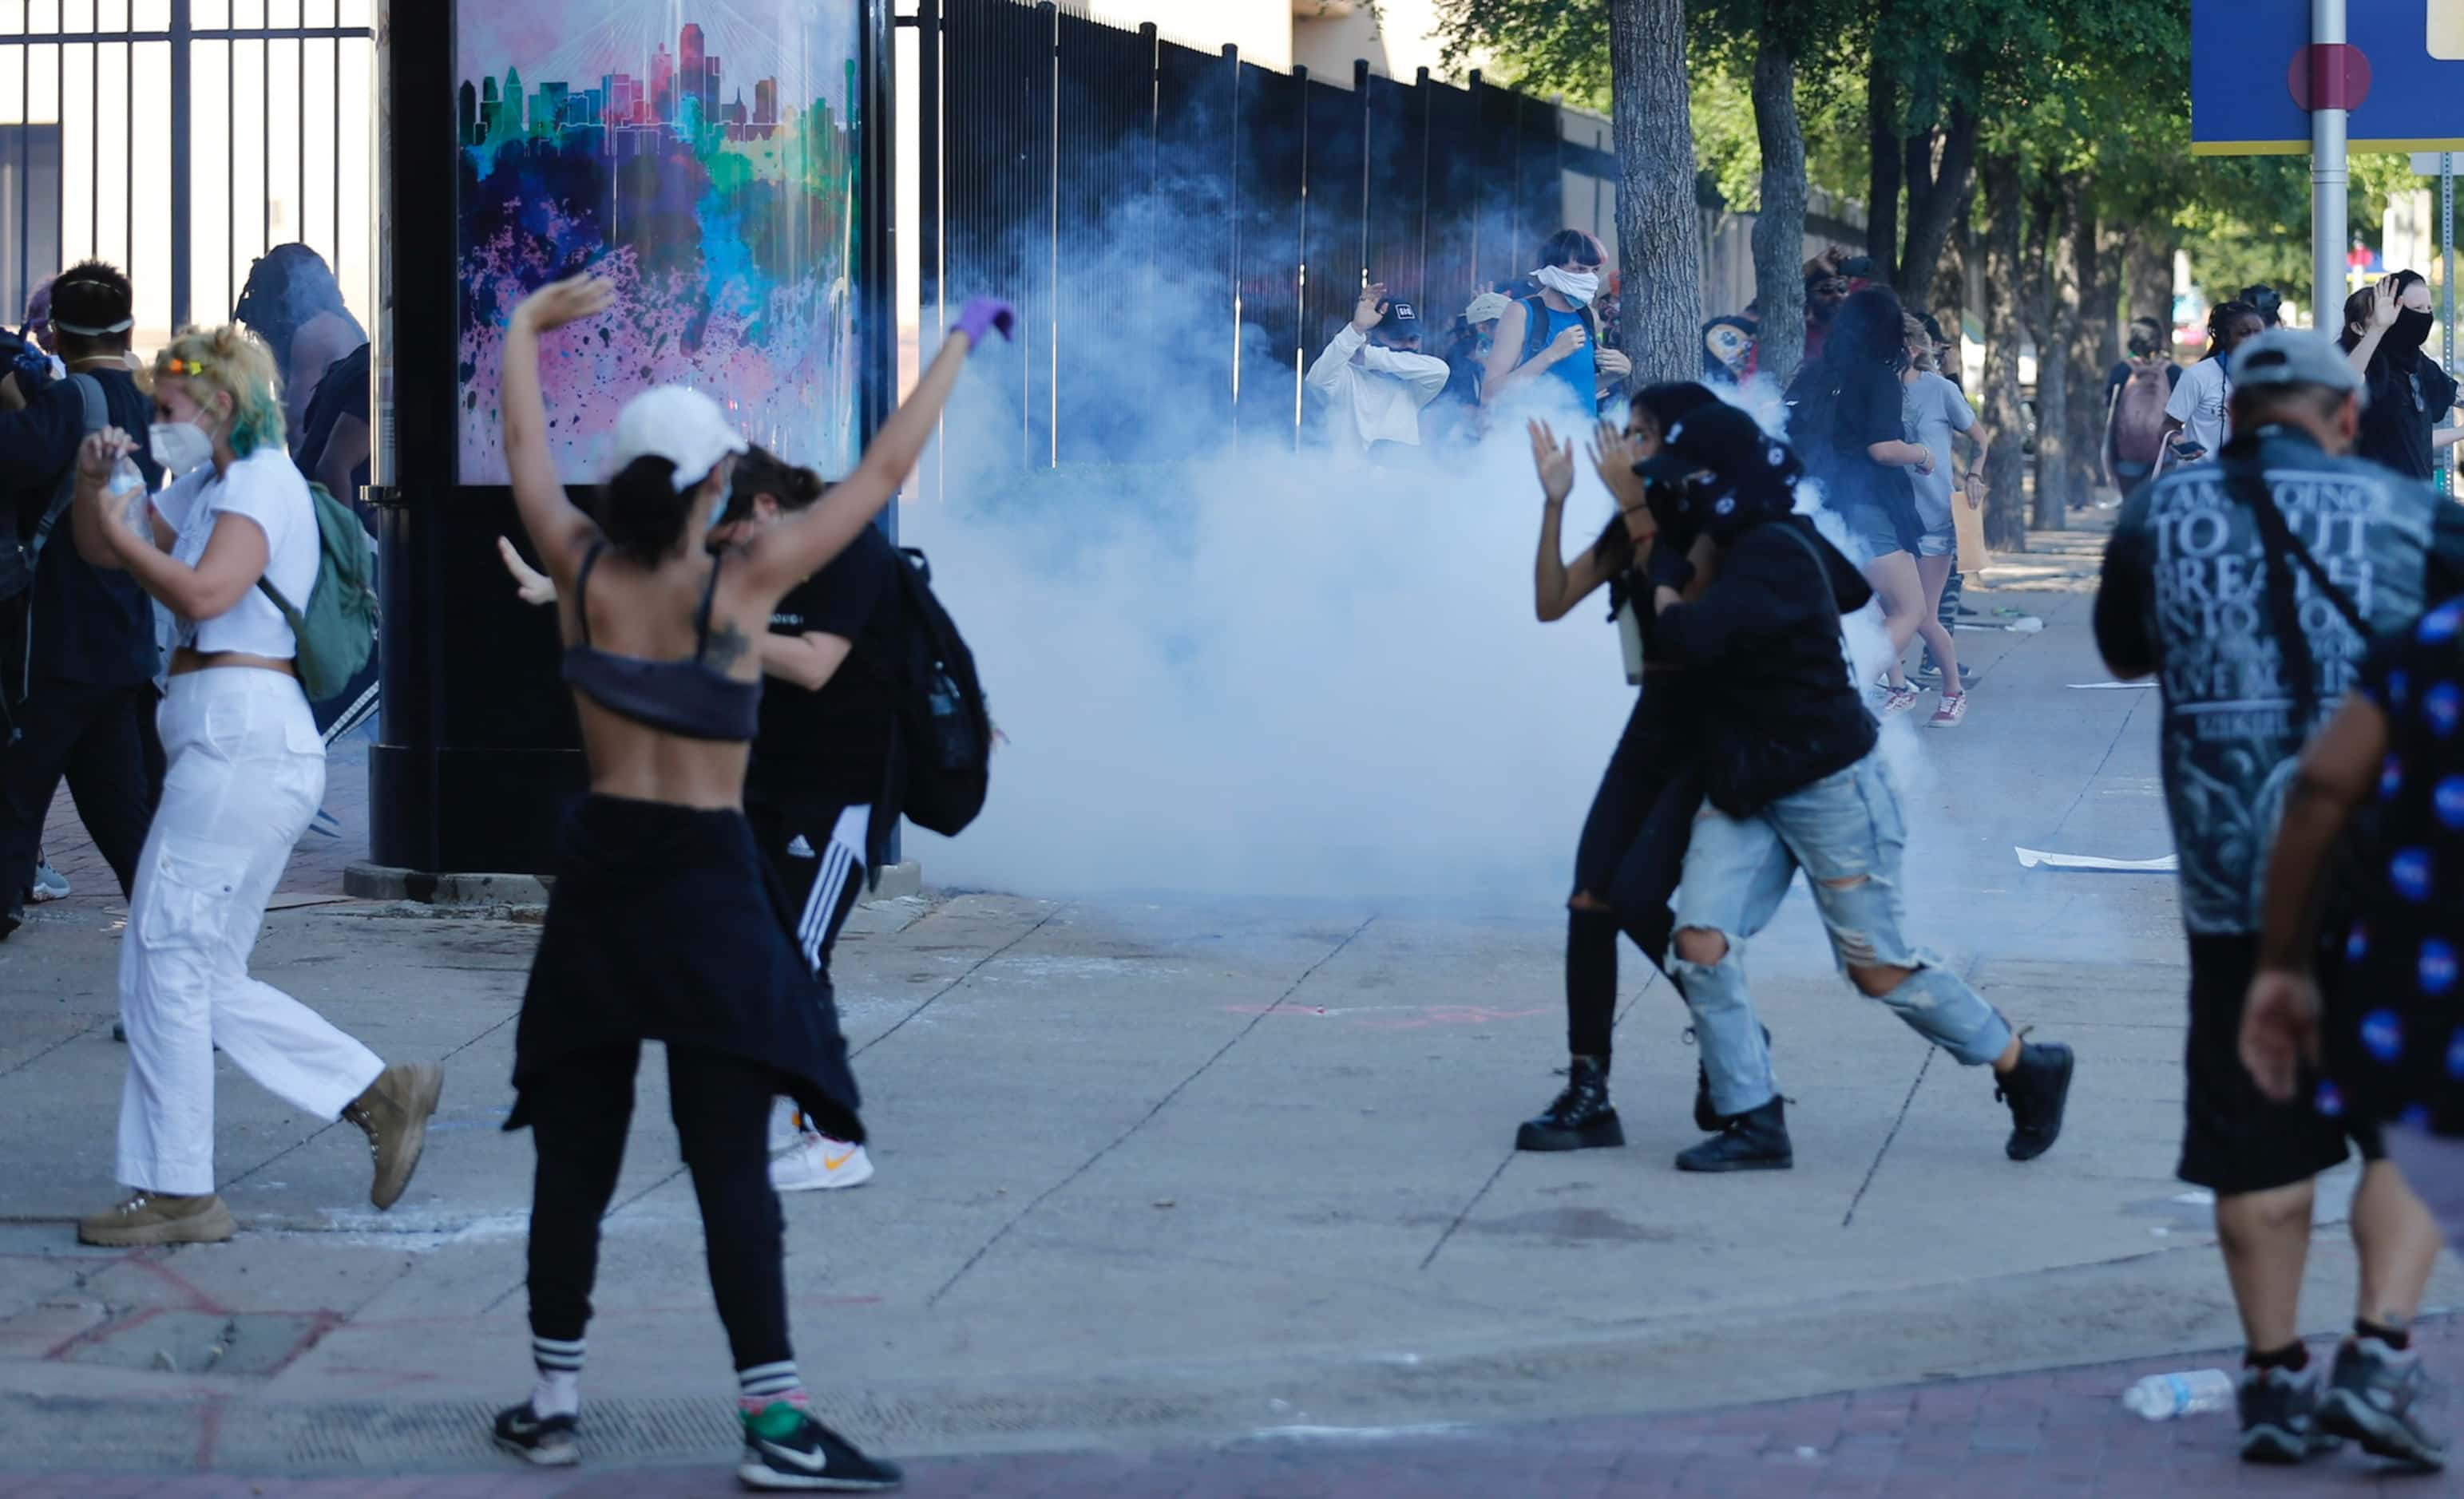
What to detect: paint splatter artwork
<box><xmin>454</xmin><ymin>0</ymin><xmax>862</xmax><ymax>484</ymax></box>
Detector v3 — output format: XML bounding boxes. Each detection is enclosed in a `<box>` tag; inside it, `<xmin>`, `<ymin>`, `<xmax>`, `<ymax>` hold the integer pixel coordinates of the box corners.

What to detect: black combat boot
<box><xmin>1690</xmin><ymin>1023</ymin><xmax>1774</xmax><ymax>1133</ymax></box>
<box><xmin>1674</xmin><ymin>1095</ymin><xmax>1792</xmax><ymax>1173</ymax></box>
<box><xmin>1515</xmin><ymin>1057</ymin><xmax>1625</xmax><ymax>1152</ymax></box>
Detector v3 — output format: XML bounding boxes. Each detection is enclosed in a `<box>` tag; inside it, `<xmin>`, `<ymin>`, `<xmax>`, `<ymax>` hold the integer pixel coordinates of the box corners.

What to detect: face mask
<box><xmin>149</xmin><ymin>420</ymin><xmax>214</xmax><ymax>477</ymax></box>
<box><xmin>2392</xmin><ymin>307</ymin><xmax>2436</xmax><ymax>352</ymax></box>
<box><xmin>1534</xmin><ymin>264</ymin><xmax>1602</xmax><ymax>308</ymax></box>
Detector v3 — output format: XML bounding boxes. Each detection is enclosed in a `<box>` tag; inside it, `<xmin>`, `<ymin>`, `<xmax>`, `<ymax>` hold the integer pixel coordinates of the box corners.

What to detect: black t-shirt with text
<box><xmin>746</xmin><ymin>522</ymin><xmax>903</xmax><ymax>813</ymax></box>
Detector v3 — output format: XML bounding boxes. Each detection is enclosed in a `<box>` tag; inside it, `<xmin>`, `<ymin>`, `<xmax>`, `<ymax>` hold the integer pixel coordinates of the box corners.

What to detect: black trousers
<box><xmin>0</xmin><ymin>676</ymin><xmax>162</xmax><ymax>911</ymax></box>
<box><xmin>750</xmin><ymin>801</ymin><xmax>866</xmax><ymax>984</ymax></box>
<box><xmin>1566</xmin><ymin>692</ymin><xmax>1705</xmax><ymax>1060</ymax></box>
<box><xmin>525</xmin><ymin>1041</ymin><xmax>792</xmax><ymax>1375</ymax></box>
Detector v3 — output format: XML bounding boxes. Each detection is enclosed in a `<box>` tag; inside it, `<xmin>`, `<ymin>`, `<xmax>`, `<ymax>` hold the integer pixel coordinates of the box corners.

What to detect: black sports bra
<box><xmin>560</xmin><ymin>543</ymin><xmax>763</xmax><ymax>742</ymax></box>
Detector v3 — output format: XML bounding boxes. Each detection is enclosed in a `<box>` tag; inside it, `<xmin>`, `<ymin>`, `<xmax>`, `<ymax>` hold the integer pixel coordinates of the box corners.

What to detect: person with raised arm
<box><xmin>483</xmin><ymin>272</ymin><xmax>1010</xmax><ymax>1490</ymax></box>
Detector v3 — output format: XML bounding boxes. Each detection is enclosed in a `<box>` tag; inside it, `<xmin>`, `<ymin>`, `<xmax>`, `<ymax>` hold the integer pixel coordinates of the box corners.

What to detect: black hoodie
<box><xmin>1650</xmin><ymin>512</ymin><xmax>1878</xmax><ymax>815</ymax></box>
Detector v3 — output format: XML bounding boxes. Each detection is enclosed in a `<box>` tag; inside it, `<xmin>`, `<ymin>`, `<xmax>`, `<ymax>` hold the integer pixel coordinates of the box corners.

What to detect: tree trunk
<box><xmin>1750</xmin><ymin>34</ymin><xmax>1809</xmax><ymax>388</ymax></box>
<box><xmin>1866</xmin><ymin>54</ymin><xmax>1901</xmax><ymax>271</ymax></box>
<box><xmin>1897</xmin><ymin>101</ymin><xmax>1979</xmax><ymax>299</ymax></box>
<box><xmin>1610</xmin><ymin>0</ymin><xmax>1704</xmax><ymax>386</ymax></box>
<box><xmin>1932</xmin><ymin>211</ymin><xmax>1973</xmax><ymax>385</ymax></box>
<box><xmin>2032</xmin><ymin>176</ymin><xmax>2081</xmax><ymax>530</ymax></box>
<box><xmin>2125</xmin><ymin>228</ymin><xmax>2175</xmax><ymax>330</ymax></box>
<box><xmin>1980</xmin><ymin>153</ymin><xmax>2028</xmax><ymax>552</ymax></box>
<box><xmin>2094</xmin><ymin>225</ymin><xmax>2126</xmax><ymax>371</ymax></box>
<box><xmin>2062</xmin><ymin>195</ymin><xmax>2103</xmax><ymax>512</ymax></box>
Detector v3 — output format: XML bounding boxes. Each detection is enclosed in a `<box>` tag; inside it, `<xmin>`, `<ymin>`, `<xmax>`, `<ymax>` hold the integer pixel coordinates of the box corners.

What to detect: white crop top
<box><xmin>150</xmin><ymin>445</ymin><xmax>321</xmax><ymax>659</ymax></box>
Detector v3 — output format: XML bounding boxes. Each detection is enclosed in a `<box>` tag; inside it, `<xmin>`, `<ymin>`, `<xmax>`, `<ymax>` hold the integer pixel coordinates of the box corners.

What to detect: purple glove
<box><xmin>954</xmin><ymin>296</ymin><xmax>1016</xmax><ymax>348</ymax></box>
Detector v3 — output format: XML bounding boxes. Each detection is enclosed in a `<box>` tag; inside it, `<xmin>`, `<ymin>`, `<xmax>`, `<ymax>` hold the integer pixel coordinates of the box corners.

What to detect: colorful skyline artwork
<box><xmin>454</xmin><ymin>0</ymin><xmax>863</xmax><ymax>485</ymax></box>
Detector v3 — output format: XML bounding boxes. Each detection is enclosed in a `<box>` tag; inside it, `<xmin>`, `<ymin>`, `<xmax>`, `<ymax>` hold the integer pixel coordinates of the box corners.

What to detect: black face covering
<box><xmin>2387</xmin><ymin>307</ymin><xmax>2436</xmax><ymax>369</ymax></box>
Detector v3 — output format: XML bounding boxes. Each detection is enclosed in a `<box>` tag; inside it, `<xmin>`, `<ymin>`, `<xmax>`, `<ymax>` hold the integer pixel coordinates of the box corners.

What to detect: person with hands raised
<box><xmin>1516</xmin><ymin>383</ymin><xmax>1755</xmax><ymax>1158</ymax></box>
<box><xmin>1484</xmin><ymin>229</ymin><xmax>1629</xmax><ymax>416</ymax></box>
<box><xmin>65</xmin><ymin>322</ymin><xmax>444</xmax><ymax>1252</ymax></box>
<box><xmin>2340</xmin><ymin>271</ymin><xmax>2462</xmax><ymax>481</ymax></box>
<box><xmin>485</xmin><ymin>271</ymin><xmax>1008</xmax><ymax>1489</ymax></box>
<box><xmin>1304</xmin><ymin>279</ymin><xmax>1449</xmax><ymax>456</ymax></box>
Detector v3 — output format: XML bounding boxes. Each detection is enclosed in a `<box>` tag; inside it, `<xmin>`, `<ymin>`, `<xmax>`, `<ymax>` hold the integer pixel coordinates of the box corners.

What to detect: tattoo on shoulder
<box><xmin>703</xmin><ymin>622</ymin><xmax>754</xmax><ymax>674</ymax></box>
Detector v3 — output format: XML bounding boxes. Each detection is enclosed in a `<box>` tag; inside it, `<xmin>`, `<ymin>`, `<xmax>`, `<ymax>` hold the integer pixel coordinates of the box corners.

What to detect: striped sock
<box><xmin>738</xmin><ymin>1359</ymin><xmax>808</xmax><ymax>1414</ymax></box>
<box><xmin>531</xmin><ymin>1335</ymin><xmax>584</xmax><ymax>1418</ymax></box>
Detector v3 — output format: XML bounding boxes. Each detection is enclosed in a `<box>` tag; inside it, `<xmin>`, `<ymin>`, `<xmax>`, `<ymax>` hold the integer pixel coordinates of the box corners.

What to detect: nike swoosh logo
<box><xmin>823</xmin><ymin>1150</ymin><xmax>857</xmax><ymax>1172</ymax></box>
<box><xmin>757</xmin><ymin>1437</ymin><xmax>828</xmax><ymax>1472</ymax></box>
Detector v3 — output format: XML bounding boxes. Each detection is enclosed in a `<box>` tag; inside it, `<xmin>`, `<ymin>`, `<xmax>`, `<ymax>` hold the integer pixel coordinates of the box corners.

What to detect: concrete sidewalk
<box><xmin>2</xmin><ymin>540</ymin><xmax>2454</xmax><ymax>1489</ymax></box>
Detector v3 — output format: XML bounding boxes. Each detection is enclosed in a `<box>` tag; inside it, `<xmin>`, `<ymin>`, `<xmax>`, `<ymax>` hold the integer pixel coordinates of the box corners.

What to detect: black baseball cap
<box><xmin>1635</xmin><ymin>401</ymin><xmax>1800</xmax><ymax>493</ymax></box>
<box><xmin>1376</xmin><ymin>299</ymin><xmax>1424</xmax><ymax>337</ymax></box>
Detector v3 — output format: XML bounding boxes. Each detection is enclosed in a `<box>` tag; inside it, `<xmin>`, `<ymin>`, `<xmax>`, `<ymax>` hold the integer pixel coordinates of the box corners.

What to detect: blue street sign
<box><xmin>2194</xmin><ymin>0</ymin><xmax>2464</xmax><ymax>154</ymax></box>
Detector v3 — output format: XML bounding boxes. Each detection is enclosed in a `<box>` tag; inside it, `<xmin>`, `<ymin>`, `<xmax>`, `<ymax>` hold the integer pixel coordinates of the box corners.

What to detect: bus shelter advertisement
<box><xmin>453</xmin><ymin>0</ymin><xmax>865</xmax><ymax>485</ymax></box>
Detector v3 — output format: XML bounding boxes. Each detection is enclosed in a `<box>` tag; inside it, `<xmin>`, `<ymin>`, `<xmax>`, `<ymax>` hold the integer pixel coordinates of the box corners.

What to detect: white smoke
<box><xmin>893</xmin><ymin>207</ymin><xmax>1934</xmax><ymax>904</ymax></box>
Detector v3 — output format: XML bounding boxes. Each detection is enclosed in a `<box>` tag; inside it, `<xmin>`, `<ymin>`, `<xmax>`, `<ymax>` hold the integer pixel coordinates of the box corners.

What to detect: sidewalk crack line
<box><xmin>923</xmin><ymin>913</ymin><xmax>1377</xmax><ymax>1307</ymax></box>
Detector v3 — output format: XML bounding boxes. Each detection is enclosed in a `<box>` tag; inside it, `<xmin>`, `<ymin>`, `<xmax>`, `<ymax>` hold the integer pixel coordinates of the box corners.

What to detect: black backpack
<box><xmin>880</xmin><ymin>546</ymin><xmax>992</xmax><ymax>837</ymax></box>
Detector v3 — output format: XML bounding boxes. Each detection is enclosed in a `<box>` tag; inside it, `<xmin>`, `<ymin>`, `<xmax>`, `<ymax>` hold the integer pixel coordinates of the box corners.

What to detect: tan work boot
<box><xmin>343</xmin><ymin>1061</ymin><xmax>444</xmax><ymax>1209</ymax></box>
<box><xmin>78</xmin><ymin>1191</ymin><xmax>236</xmax><ymax>1247</ymax></box>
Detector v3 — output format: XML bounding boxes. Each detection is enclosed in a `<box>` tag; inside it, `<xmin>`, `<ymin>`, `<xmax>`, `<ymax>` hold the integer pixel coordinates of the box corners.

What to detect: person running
<box><xmin>2340</xmin><ymin>272</ymin><xmax>2462</xmax><ymax>482</ymax></box>
<box><xmin>2163</xmin><ymin>300</ymin><xmax>2263</xmax><ymax>469</ymax></box>
<box><xmin>1785</xmin><ymin>285</ymin><xmax>1938</xmax><ymax>717</ymax></box>
<box><xmin>1636</xmin><ymin>401</ymin><xmax>2074</xmax><ymax>1173</ymax></box>
<box><xmin>485</xmin><ymin>273</ymin><xmax>1008</xmax><ymax>1488</ymax></box>
<box><xmin>2098</xmin><ymin>327</ymin><xmax>2464</xmax><ymax>1467</ymax></box>
<box><xmin>1897</xmin><ymin>312</ymin><xmax>1980</xmax><ymax>726</ymax></box>
<box><xmin>496</xmin><ymin>445</ymin><xmax>902</xmax><ymax>1194</ymax></box>
<box><xmin>1516</xmin><ymin>380</ymin><xmax>1755</xmax><ymax>1152</ymax></box>
<box><xmin>65</xmin><ymin>322</ymin><xmax>441</xmax><ymax>1247</ymax></box>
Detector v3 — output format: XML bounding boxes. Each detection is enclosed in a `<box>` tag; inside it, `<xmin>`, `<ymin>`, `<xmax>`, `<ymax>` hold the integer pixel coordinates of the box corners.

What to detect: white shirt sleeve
<box><xmin>201</xmin><ymin>449</ymin><xmax>300</xmax><ymax>559</ymax></box>
<box><xmin>2164</xmin><ymin>365</ymin><xmax>2202</xmax><ymax>425</ymax></box>
<box><xmin>1306</xmin><ymin>326</ymin><xmax>1366</xmax><ymax>397</ymax></box>
<box><xmin>1359</xmin><ymin>347</ymin><xmax>1453</xmax><ymax>409</ymax></box>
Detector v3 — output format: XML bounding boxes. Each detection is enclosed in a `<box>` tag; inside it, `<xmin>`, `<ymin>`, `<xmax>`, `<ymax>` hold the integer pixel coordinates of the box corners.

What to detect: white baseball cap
<box><xmin>1464</xmin><ymin>291</ymin><xmax>1513</xmax><ymax>326</ymax></box>
<box><xmin>609</xmin><ymin>386</ymin><xmax>750</xmax><ymax>491</ymax></box>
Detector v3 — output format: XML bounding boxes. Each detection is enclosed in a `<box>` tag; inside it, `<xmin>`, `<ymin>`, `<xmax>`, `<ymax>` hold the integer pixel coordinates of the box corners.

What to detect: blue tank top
<box><xmin>1531</xmin><ymin>300</ymin><xmax>1598</xmax><ymax>413</ymax></box>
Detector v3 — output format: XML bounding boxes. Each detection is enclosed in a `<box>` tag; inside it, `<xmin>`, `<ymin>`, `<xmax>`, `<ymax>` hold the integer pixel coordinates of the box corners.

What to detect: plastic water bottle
<box><xmin>2121</xmin><ymin>1369</ymin><xmax>2235</xmax><ymax>1420</ymax></box>
<box><xmin>107</xmin><ymin>453</ymin><xmax>147</xmax><ymax>532</ymax></box>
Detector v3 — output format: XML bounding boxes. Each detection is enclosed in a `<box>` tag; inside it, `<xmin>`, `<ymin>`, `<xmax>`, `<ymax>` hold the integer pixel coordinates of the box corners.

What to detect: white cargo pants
<box><xmin>117</xmin><ymin>667</ymin><xmax>383</xmax><ymax>1195</ymax></box>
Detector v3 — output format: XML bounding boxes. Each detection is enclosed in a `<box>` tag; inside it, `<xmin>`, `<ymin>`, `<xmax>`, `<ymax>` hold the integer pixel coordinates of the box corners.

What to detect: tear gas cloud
<box><xmin>895</xmin><ymin>194</ymin><xmax>1925</xmax><ymax>907</ymax></box>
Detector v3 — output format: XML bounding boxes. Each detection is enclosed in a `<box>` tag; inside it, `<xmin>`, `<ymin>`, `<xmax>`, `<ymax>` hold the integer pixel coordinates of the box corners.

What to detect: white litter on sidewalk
<box><xmin>2014</xmin><ymin>846</ymin><xmax>2178</xmax><ymax>872</ymax></box>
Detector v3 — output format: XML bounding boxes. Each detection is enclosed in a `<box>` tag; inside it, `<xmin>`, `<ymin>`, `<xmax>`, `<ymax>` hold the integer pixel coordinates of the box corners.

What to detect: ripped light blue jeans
<box><xmin>1672</xmin><ymin>750</ymin><xmax>2012</xmax><ymax>1117</ymax></box>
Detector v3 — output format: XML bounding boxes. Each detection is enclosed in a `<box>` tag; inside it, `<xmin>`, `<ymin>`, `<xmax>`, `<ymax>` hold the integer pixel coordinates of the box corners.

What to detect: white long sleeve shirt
<box><xmin>1305</xmin><ymin>326</ymin><xmax>1451</xmax><ymax>451</ymax></box>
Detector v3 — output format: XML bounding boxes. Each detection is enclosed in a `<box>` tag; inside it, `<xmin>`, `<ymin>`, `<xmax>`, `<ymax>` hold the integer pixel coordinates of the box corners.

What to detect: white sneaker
<box><xmin>30</xmin><ymin>859</ymin><xmax>68</xmax><ymax>903</ymax></box>
<box><xmin>770</xmin><ymin>1133</ymin><xmax>873</xmax><ymax>1192</ymax></box>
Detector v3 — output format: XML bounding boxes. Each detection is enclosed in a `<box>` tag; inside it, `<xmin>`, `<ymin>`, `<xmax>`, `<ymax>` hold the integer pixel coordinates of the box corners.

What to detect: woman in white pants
<box><xmin>67</xmin><ymin>323</ymin><xmax>441</xmax><ymax>1247</ymax></box>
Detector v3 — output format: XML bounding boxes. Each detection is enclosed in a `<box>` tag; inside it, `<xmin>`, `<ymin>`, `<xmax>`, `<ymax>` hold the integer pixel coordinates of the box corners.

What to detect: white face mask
<box><xmin>149</xmin><ymin>420</ymin><xmax>215</xmax><ymax>478</ymax></box>
<box><xmin>1535</xmin><ymin>264</ymin><xmax>1602</xmax><ymax>308</ymax></box>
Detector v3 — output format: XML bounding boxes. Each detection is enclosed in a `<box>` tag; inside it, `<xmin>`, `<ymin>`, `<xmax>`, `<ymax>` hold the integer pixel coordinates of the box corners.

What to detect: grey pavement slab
<box><xmin>2</xmin><ymin>545</ymin><xmax>2457</xmax><ymax>1482</ymax></box>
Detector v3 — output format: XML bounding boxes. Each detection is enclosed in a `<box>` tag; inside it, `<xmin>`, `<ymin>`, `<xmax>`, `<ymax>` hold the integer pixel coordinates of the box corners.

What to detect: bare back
<box><xmin>553</xmin><ymin>539</ymin><xmax>781</xmax><ymax>809</ymax></box>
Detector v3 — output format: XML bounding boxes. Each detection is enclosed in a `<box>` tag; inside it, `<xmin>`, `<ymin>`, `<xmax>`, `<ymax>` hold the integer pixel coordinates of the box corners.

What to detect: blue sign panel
<box><xmin>2194</xmin><ymin>0</ymin><xmax>2464</xmax><ymax>154</ymax></box>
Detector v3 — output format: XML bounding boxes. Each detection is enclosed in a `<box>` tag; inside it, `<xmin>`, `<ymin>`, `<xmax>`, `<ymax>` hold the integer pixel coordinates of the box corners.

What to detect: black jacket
<box><xmin>1651</xmin><ymin>514</ymin><xmax>1878</xmax><ymax>815</ymax></box>
<box><xmin>2</xmin><ymin>368</ymin><xmax>162</xmax><ymax>690</ymax></box>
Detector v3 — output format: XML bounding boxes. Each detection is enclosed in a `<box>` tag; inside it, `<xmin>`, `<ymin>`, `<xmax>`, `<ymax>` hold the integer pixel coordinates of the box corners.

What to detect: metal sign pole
<box><xmin>2312</xmin><ymin>0</ymin><xmax>2349</xmax><ymax>321</ymax></box>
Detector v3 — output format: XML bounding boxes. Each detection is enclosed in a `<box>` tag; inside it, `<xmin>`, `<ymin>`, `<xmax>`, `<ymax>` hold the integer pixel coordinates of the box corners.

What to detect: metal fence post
<box><xmin>169</xmin><ymin>0</ymin><xmax>192</xmax><ymax>332</ymax></box>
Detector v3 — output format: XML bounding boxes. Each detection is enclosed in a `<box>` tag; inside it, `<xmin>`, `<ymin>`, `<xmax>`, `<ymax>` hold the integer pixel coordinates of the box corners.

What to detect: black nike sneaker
<box><xmin>492</xmin><ymin>1402</ymin><xmax>579</xmax><ymax>1466</ymax></box>
<box><xmin>739</xmin><ymin>1403</ymin><xmax>904</xmax><ymax>1491</ymax></box>
<box><xmin>1515</xmin><ymin>1057</ymin><xmax>1623</xmax><ymax>1151</ymax></box>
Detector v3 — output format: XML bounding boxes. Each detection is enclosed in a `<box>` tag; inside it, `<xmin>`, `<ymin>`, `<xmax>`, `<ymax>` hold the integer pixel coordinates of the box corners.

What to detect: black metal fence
<box><xmin>0</xmin><ymin>2</ymin><xmax>375</xmax><ymax>343</ymax></box>
<box><xmin>917</xmin><ymin>0</ymin><xmax>1603</xmax><ymax>467</ymax></box>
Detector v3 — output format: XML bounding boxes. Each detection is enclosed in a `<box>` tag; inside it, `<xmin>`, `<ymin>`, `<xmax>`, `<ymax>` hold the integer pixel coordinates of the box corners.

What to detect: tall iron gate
<box><xmin>915</xmin><ymin>0</ymin><xmax>1604</xmax><ymax>467</ymax></box>
<box><xmin>0</xmin><ymin>2</ymin><xmax>375</xmax><ymax>345</ymax></box>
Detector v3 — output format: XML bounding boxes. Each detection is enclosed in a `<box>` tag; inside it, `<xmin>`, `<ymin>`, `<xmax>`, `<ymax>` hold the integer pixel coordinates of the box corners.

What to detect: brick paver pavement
<box><xmin>14</xmin><ymin>1326</ymin><xmax>2464</xmax><ymax>1497</ymax></box>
